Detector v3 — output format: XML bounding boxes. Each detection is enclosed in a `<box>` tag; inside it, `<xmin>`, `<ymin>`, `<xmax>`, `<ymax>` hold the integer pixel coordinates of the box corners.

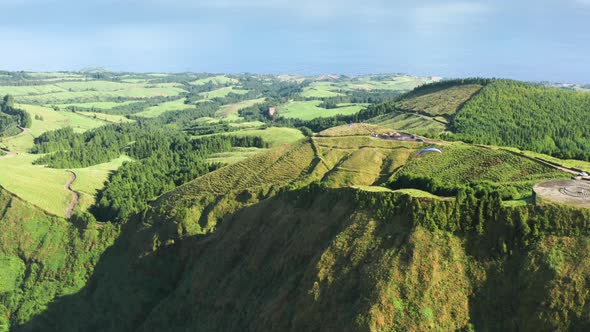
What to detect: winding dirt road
<box><xmin>65</xmin><ymin>171</ymin><xmax>79</xmax><ymax>218</ymax></box>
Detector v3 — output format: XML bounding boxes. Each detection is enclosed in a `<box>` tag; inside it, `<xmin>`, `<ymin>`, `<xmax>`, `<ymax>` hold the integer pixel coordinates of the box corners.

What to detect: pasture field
<box><xmin>18</xmin><ymin>104</ymin><xmax>107</xmax><ymax>135</ymax></box>
<box><xmin>72</xmin><ymin>155</ymin><xmax>133</xmax><ymax>211</ymax></box>
<box><xmin>56</xmin><ymin>101</ymin><xmax>137</xmax><ymax>110</ymax></box>
<box><xmin>301</xmin><ymin>82</ymin><xmax>346</xmax><ymax>98</ymax></box>
<box><xmin>300</xmin><ymin>75</ymin><xmax>429</xmax><ymax>98</ymax></box>
<box><xmin>200</xmin><ymin>86</ymin><xmax>249</xmax><ymax>100</ymax></box>
<box><xmin>368</xmin><ymin>112</ymin><xmax>446</xmax><ymax>136</ymax></box>
<box><xmin>223</xmin><ymin>127</ymin><xmax>305</xmax><ymax>146</ymax></box>
<box><xmin>77</xmin><ymin>111</ymin><xmax>135</xmax><ymax>123</ymax></box>
<box><xmin>1</xmin><ymin>81</ymin><xmax>186</xmax><ymax>104</ymax></box>
<box><xmin>134</xmin><ymin>98</ymin><xmax>195</xmax><ymax>118</ymax></box>
<box><xmin>277</xmin><ymin>100</ymin><xmax>366</xmax><ymax>120</ymax></box>
<box><xmin>217</xmin><ymin>98</ymin><xmax>265</xmax><ymax>120</ymax></box>
<box><xmin>396</xmin><ymin>84</ymin><xmax>483</xmax><ymax>116</ymax></box>
<box><xmin>0</xmin><ymin>153</ymin><xmax>131</xmax><ymax>216</ymax></box>
<box><xmin>0</xmin><ymin>153</ymin><xmax>72</xmax><ymax>215</ymax></box>
<box><xmin>206</xmin><ymin>147</ymin><xmax>268</xmax><ymax>165</ymax></box>
<box><xmin>190</xmin><ymin>75</ymin><xmax>238</xmax><ymax>86</ymax></box>
<box><xmin>18</xmin><ymin>86</ymin><xmax>185</xmax><ymax>104</ymax></box>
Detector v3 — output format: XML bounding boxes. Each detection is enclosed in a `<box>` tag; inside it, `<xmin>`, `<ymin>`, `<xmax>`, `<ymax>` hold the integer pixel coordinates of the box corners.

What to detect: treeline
<box><xmin>390</xmin><ymin>173</ymin><xmax>520</xmax><ymax>200</ymax></box>
<box><xmin>0</xmin><ymin>95</ymin><xmax>31</xmax><ymax>136</ymax></box>
<box><xmin>448</xmin><ymin>80</ymin><xmax>590</xmax><ymax>160</ymax></box>
<box><xmin>312</xmin><ymin>90</ymin><xmax>402</xmax><ymax>108</ymax></box>
<box><xmin>238</xmin><ymin>100</ymin><xmax>398</xmax><ymax>132</ymax></box>
<box><xmin>32</xmin><ymin>123</ymin><xmax>140</xmax><ymax>168</ymax></box>
<box><xmin>62</xmin><ymin>96</ymin><xmax>180</xmax><ymax>116</ymax></box>
<box><xmin>92</xmin><ymin>134</ymin><xmax>267</xmax><ymax>221</ymax></box>
<box><xmin>294</xmin><ymin>184</ymin><xmax>590</xmax><ymax>256</ymax></box>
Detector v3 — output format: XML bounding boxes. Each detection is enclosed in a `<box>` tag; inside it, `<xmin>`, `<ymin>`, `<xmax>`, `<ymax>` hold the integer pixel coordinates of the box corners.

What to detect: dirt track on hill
<box><xmin>65</xmin><ymin>171</ymin><xmax>79</xmax><ymax>218</ymax></box>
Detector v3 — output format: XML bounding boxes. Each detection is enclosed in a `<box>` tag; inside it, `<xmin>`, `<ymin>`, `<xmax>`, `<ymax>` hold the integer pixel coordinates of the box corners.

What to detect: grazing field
<box><xmin>206</xmin><ymin>147</ymin><xmax>268</xmax><ymax>165</ymax></box>
<box><xmin>76</xmin><ymin>111</ymin><xmax>135</xmax><ymax>123</ymax></box>
<box><xmin>300</xmin><ymin>82</ymin><xmax>346</xmax><ymax>98</ymax></box>
<box><xmin>223</xmin><ymin>127</ymin><xmax>305</xmax><ymax>146</ymax></box>
<box><xmin>0</xmin><ymin>153</ymin><xmax>72</xmax><ymax>215</ymax></box>
<box><xmin>72</xmin><ymin>155</ymin><xmax>133</xmax><ymax>211</ymax></box>
<box><xmin>200</xmin><ymin>86</ymin><xmax>249</xmax><ymax>100</ymax></box>
<box><xmin>134</xmin><ymin>98</ymin><xmax>195</xmax><ymax>118</ymax></box>
<box><xmin>4</xmin><ymin>81</ymin><xmax>186</xmax><ymax>104</ymax></box>
<box><xmin>0</xmin><ymin>153</ymin><xmax>131</xmax><ymax>216</ymax></box>
<box><xmin>317</xmin><ymin>123</ymin><xmax>391</xmax><ymax>137</ymax></box>
<box><xmin>396</xmin><ymin>84</ymin><xmax>483</xmax><ymax>116</ymax></box>
<box><xmin>349</xmin><ymin>75</ymin><xmax>431</xmax><ymax>91</ymax></box>
<box><xmin>56</xmin><ymin>100</ymin><xmax>137</xmax><ymax>110</ymax></box>
<box><xmin>301</xmin><ymin>75</ymin><xmax>430</xmax><ymax>98</ymax></box>
<box><xmin>18</xmin><ymin>104</ymin><xmax>107</xmax><ymax>135</ymax></box>
<box><xmin>217</xmin><ymin>98</ymin><xmax>265</xmax><ymax>120</ymax></box>
<box><xmin>368</xmin><ymin>112</ymin><xmax>446</xmax><ymax>135</ymax></box>
<box><xmin>277</xmin><ymin>100</ymin><xmax>366</xmax><ymax>120</ymax></box>
<box><xmin>190</xmin><ymin>75</ymin><xmax>238</xmax><ymax>86</ymax></box>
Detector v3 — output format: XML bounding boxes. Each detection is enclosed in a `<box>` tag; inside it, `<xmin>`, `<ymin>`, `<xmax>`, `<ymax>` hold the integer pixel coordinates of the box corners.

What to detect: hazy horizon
<box><xmin>1</xmin><ymin>0</ymin><xmax>589</xmax><ymax>83</ymax></box>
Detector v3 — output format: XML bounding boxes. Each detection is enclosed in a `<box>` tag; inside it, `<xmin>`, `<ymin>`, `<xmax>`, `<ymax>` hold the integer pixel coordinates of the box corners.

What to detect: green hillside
<box><xmin>14</xmin><ymin>183</ymin><xmax>590</xmax><ymax>331</ymax></box>
<box><xmin>449</xmin><ymin>80</ymin><xmax>590</xmax><ymax>160</ymax></box>
<box><xmin>0</xmin><ymin>188</ymin><xmax>118</xmax><ymax>330</ymax></box>
<box><xmin>396</xmin><ymin>83</ymin><xmax>483</xmax><ymax>117</ymax></box>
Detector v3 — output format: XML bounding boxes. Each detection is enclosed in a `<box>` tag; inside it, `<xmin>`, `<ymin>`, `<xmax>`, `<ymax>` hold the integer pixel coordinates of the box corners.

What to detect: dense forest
<box><xmin>448</xmin><ymin>80</ymin><xmax>590</xmax><ymax>160</ymax></box>
<box><xmin>92</xmin><ymin>134</ymin><xmax>266</xmax><ymax>221</ymax></box>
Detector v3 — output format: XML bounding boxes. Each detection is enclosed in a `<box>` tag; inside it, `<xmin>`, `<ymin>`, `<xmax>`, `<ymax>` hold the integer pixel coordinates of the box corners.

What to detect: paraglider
<box><xmin>416</xmin><ymin>147</ymin><xmax>442</xmax><ymax>156</ymax></box>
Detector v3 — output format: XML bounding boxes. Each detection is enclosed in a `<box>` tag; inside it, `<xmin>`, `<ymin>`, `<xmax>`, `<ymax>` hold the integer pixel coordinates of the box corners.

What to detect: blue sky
<box><xmin>1</xmin><ymin>0</ymin><xmax>589</xmax><ymax>82</ymax></box>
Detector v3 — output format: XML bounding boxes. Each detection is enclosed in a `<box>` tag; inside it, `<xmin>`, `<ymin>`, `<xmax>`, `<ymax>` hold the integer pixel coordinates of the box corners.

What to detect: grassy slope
<box><xmin>9</xmin><ymin>81</ymin><xmax>185</xmax><ymax>104</ymax></box>
<box><xmin>71</xmin><ymin>155</ymin><xmax>133</xmax><ymax>211</ymax></box>
<box><xmin>56</xmin><ymin>100</ymin><xmax>137</xmax><ymax>110</ymax></box>
<box><xmin>391</xmin><ymin>142</ymin><xmax>568</xmax><ymax>197</ymax></box>
<box><xmin>200</xmin><ymin>87</ymin><xmax>249</xmax><ymax>100</ymax></box>
<box><xmin>17</xmin><ymin>104</ymin><xmax>107</xmax><ymax>135</ymax></box>
<box><xmin>221</xmin><ymin>127</ymin><xmax>305</xmax><ymax>146</ymax></box>
<box><xmin>278</xmin><ymin>100</ymin><xmax>366</xmax><ymax>120</ymax></box>
<box><xmin>134</xmin><ymin>98</ymin><xmax>195</xmax><ymax>118</ymax></box>
<box><xmin>301</xmin><ymin>76</ymin><xmax>429</xmax><ymax>98</ymax></box>
<box><xmin>0</xmin><ymin>188</ymin><xmax>118</xmax><ymax>329</ymax></box>
<box><xmin>206</xmin><ymin>147</ymin><xmax>268</xmax><ymax>165</ymax></box>
<box><xmin>368</xmin><ymin>112</ymin><xmax>446</xmax><ymax>136</ymax></box>
<box><xmin>76</xmin><ymin>111</ymin><xmax>134</xmax><ymax>123</ymax></box>
<box><xmin>18</xmin><ymin>184</ymin><xmax>590</xmax><ymax>331</ymax></box>
<box><xmin>0</xmin><ymin>104</ymin><xmax>125</xmax><ymax>216</ymax></box>
<box><xmin>189</xmin><ymin>75</ymin><xmax>238</xmax><ymax>86</ymax></box>
<box><xmin>0</xmin><ymin>153</ymin><xmax>131</xmax><ymax>216</ymax></box>
<box><xmin>216</xmin><ymin>98</ymin><xmax>265</xmax><ymax>120</ymax></box>
<box><xmin>396</xmin><ymin>84</ymin><xmax>482</xmax><ymax>116</ymax></box>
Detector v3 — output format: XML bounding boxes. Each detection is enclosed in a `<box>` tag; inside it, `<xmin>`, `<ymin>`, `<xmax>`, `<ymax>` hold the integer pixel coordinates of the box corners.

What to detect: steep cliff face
<box><xmin>14</xmin><ymin>185</ymin><xmax>590</xmax><ymax>332</ymax></box>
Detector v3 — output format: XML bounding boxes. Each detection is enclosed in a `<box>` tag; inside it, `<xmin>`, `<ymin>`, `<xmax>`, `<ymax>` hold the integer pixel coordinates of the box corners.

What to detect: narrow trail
<box><xmin>0</xmin><ymin>149</ymin><xmax>16</xmax><ymax>158</ymax></box>
<box><xmin>65</xmin><ymin>171</ymin><xmax>79</xmax><ymax>218</ymax></box>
